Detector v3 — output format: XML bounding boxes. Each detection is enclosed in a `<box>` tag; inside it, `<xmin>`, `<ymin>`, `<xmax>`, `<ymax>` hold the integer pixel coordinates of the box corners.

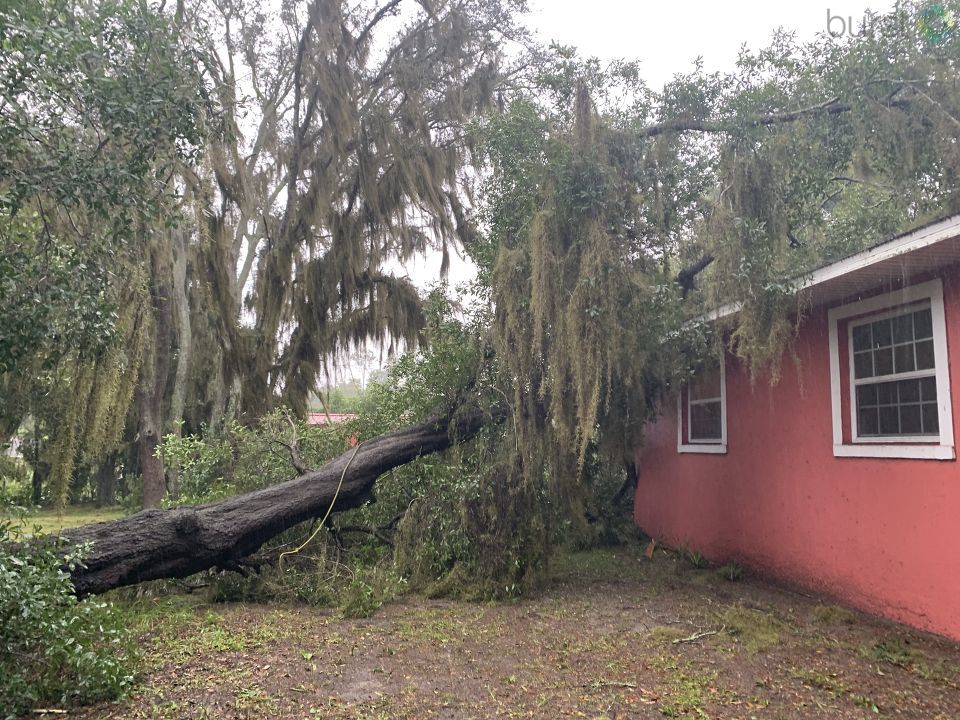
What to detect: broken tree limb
<box><xmin>55</xmin><ymin>408</ymin><xmax>502</xmax><ymax>596</ymax></box>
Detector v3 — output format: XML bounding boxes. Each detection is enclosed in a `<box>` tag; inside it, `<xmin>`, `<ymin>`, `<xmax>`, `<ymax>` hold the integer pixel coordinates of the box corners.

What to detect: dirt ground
<box><xmin>72</xmin><ymin>547</ymin><xmax>960</xmax><ymax>720</ymax></box>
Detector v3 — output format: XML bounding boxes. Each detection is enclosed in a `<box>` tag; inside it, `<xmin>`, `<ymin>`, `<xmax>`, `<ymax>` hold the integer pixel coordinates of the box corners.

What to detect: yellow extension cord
<box><xmin>278</xmin><ymin>439</ymin><xmax>363</xmax><ymax>569</ymax></box>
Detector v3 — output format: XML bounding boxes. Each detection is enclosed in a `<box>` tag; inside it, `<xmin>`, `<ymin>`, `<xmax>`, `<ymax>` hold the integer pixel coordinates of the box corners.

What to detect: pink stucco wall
<box><xmin>634</xmin><ymin>268</ymin><xmax>960</xmax><ymax>640</ymax></box>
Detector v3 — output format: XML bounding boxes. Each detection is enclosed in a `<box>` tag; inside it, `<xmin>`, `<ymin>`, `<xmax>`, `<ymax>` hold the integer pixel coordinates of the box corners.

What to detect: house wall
<box><xmin>634</xmin><ymin>267</ymin><xmax>960</xmax><ymax>640</ymax></box>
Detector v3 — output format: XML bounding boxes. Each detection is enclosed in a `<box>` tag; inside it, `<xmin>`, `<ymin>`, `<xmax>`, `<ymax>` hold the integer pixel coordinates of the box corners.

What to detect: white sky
<box><xmin>526</xmin><ymin>0</ymin><xmax>895</xmax><ymax>88</ymax></box>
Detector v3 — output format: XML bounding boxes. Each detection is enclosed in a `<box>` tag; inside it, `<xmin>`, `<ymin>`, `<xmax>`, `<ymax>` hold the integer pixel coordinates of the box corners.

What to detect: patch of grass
<box><xmin>550</xmin><ymin>548</ymin><xmax>646</xmax><ymax>583</ymax></box>
<box><xmin>790</xmin><ymin>667</ymin><xmax>884</xmax><ymax>713</ymax></box>
<box><xmin>647</xmin><ymin>625</ymin><xmax>690</xmax><ymax>645</ymax></box>
<box><xmin>863</xmin><ymin>637</ymin><xmax>960</xmax><ymax>687</ymax></box>
<box><xmin>812</xmin><ymin>604</ymin><xmax>855</xmax><ymax>625</ymax></box>
<box><xmin>4</xmin><ymin>505</ymin><xmax>125</xmax><ymax>534</ymax></box>
<box><xmin>790</xmin><ymin>667</ymin><xmax>850</xmax><ymax>697</ymax></box>
<box><xmin>144</xmin><ymin>608</ymin><xmax>249</xmax><ymax>663</ymax></box>
<box><xmin>718</xmin><ymin>603</ymin><xmax>788</xmax><ymax>652</ymax></box>
<box><xmin>650</xmin><ymin>653</ymin><xmax>734</xmax><ymax>717</ymax></box>
<box><xmin>869</xmin><ymin>638</ymin><xmax>914</xmax><ymax>667</ymax></box>
<box><xmin>234</xmin><ymin>684</ymin><xmax>274</xmax><ymax>710</ymax></box>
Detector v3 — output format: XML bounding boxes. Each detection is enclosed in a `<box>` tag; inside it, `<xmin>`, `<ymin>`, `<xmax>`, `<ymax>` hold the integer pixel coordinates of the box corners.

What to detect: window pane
<box><xmin>915</xmin><ymin>339</ymin><xmax>935</xmax><ymax>370</ymax></box>
<box><xmin>857</xmin><ymin>384</ymin><xmax>878</xmax><ymax>406</ymax></box>
<box><xmin>852</xmin><ymin>323</ymin><xmax>872</xmax><ymax>351</ymax></box>
<box><xmin>914</xmin><ymin>308</ymin><xmax>933</xmax><ymax>339</ymax></box>
<box><xmin>893</xmin><ymin>344</ymin><xmax>915</xmax><ymax>373</ymax></box>
<box><xmin>898</xmin><ymin>379</ymin><xmax>920</xmax><ymax>403</ymax></box>
<box><xmin>689</xmin><ymin>365</ymin><xmax>721</xmax><ymax>401</ymax></box>
<box><xmin>874</xmin><ymin>348</ymin><xmax>894</xmax><ymax>376</ymax></box>
<box><xmin>877</xmin><ymin>381</ymin><xmax>896</xmax><ymax>405</ymax></box>
<box><xmin>690</xmin><ymin>401</ymin><xmax>722</xmax><ymax>440</ymax></box>
<box><xmin>892</xmin><ymin>313</ymin><xmax>914</xmax><ymax>343</ymax></box>
<box><xmin>922</xmin><ymin>403</ymin><xmax>940</xmax><ymax>434</ymax></box>
<box><xmin>920</xmin><ymin>377</ymin><xmax>938</xmax><ymax>402</ymax></box>
<box><xmin>872</xmin><ymin>319</ymin><xmax>892</xmax><ymax>347</ymax></box>
<box><xmin>879</xmin><ymin>406</ymin><xmax>899</xmax><ymax>434</ymax></box>
<box><xmin>900</xmin><ymin>405</ymin><xmax>922</xmax><ymax>434</ymax></box>
<box><xmin>853</xmin><ymin>351</ymin><xmax>873</xmax><ymax>379</ymax></box>
<box><xmin>858</xmin><ymin>407</ymin><xmax>879</xmax><ymax>435</ymax></box>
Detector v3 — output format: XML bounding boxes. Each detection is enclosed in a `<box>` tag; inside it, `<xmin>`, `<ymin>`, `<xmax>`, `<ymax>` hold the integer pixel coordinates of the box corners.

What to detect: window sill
<box><xmin>833</xmin><ymin>444</ymin><xmax>955</xmax><ymax>460</ymax></box>
<box><xmin>678</xmin><ymin>443</ymin><xmax>727</xmax><ymax>455</ymax></box>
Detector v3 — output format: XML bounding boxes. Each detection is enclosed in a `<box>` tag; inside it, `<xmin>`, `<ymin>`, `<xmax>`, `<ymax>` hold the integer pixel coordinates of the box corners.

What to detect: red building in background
<box><xmin>307</xmin><ymin>412</ymin><xmax>358</xmax><ymax>427</ymax></box>
<box><xmin>635</xmin><ymin>215</ymin><xmax>960</xmax><ymax>640</ymax></box>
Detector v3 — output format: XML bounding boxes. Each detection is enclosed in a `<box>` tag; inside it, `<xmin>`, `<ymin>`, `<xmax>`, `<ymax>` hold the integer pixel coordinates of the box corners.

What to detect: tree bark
<box><xmin>166</xmin><ymin>228</ymin><xmax>193</xmax><ymax>500</ymax></box>
<box><xmin>56</xmin><ymin>408</ymin><xmax>501</xmax><ymax>596</ymax></box>
<box><xmin>137</xmin><ymin>252</ymin><xmax>174</xmax><ymax>509</ymax></box>
<box><xmin>95</xmin><ymin>454</ymin><xmax>117</xmax><ymax>508</ymax></box>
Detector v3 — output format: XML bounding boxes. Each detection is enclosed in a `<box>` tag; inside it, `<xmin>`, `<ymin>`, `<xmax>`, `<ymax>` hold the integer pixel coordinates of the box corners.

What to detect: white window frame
<box><xmin>677</xmin><ymin>354</ymin><xmax>727</xmax><ymax>454</ymax></box>
<box><xmin>828</xmin><ymin>279</ymin><xmax>955</xmax><ymax>460</ymax></box>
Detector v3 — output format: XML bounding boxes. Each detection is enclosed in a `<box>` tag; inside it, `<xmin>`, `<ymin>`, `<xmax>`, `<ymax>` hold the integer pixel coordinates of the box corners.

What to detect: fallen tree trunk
<box><xmin>57</xmin><ymin>409</ymin><xmax>499</xmax><ymax>596</ymax></box>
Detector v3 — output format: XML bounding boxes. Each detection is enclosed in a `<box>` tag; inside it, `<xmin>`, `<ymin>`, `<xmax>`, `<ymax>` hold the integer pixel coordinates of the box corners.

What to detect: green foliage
<box><xmin>716</xmin><ymin>561</ymin><xmax>744</xmax><ymax>582</ymax></box>
<box><xmin>205</xmin><ymin>532</ymin><xmax>407</xmax><ymax>618</ymax></box>
<box><xmin>0</xmin><ymin>519</ymin><xmax>134</xmax><ymax>717</ymax></box>
<box><xmin>679</xmin><ymin>546</ymin><xmax>707</xmax><ymax>570</ymax></box>
<box><xmin>0</xmin><ymin>0</ymin><xmax>202</xmax><ymax>360</ymax></box>
<box><xmin>1</xmin><ymin>0</ymin><xmax>204</xmax><ymax>505</ymax></box>
<box><xmin>346</xmin><ymin>287</ymin><xmax>512</xmax><ymax>594</ymax></box>
<box><xmin>157</xmin><ymin>409</ymin><xmax>359</xmax><ymax>507</ymax></box>
<box><xmin>0</xmin><ymin>455</ymin><xmax>31</xmax><ymax>507</ymax></box>
<box><xmin>338</xmin><ymin>562</ymin><xmax>408</xmax><ymax>619</ymax></box>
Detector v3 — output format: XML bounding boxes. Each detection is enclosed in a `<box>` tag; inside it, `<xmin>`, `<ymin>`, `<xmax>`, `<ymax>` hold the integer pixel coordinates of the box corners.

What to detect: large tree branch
<box><xmin>641</xmin><ymin>97</ymin><xmax>851</xmax><ymax>137</ymax></box>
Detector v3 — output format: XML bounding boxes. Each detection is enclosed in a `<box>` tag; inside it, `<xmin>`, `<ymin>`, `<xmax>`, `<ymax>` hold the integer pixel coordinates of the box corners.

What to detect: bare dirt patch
<box><xmin>73</xmin><ymin>548</ymin><xmax>960</xmax><ymax>719</ymax></box>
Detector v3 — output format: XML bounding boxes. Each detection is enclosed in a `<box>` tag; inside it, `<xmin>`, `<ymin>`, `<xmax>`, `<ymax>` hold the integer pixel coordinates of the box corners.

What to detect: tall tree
<box><xmin>0</xmin><ymin>0</ymin><xmax>205</xmax><ymax>507</ymax></box>
<box><xmin>177</xmin><ymin>0</ymin><xmax>527</xmax><ymax>429</ymax></box>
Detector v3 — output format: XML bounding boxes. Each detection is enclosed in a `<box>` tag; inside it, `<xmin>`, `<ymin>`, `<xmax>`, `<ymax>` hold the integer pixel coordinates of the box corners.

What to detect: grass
<box><xmin>717</xmin><ymin>603</ymin><xmax>789</xmax><ymax>652</ymax></box>
<box><xmin>812</xmin><ymin>604</ymin><xmax>856</xmax><ymax>625</ymax></box>
<box><xmin>3</xmin><ymin>505</ymin><xmax>124</xmax><ymax>535</ymax></box>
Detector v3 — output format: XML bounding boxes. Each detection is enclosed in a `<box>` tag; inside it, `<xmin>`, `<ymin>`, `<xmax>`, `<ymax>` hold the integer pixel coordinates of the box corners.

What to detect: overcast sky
<box><xmin>526</xmin><ymin>0</ymin><xmax>895</xmax><ymax>88</ymax></box>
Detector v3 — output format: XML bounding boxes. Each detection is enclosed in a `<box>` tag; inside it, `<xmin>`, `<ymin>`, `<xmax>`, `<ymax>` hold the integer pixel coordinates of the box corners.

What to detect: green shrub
<box><xmin>0</xmin><ymin>456</ymin><xmax>32</xmax><ymax>508</ymax></box>
<box><xmin>716</xmin><ymin>561</ymin><xmax>744</xmax><ymax>581</ymax></box>
<box><xmin>157</xmin><ymin>410</ymin><xmax>359</xmax><ymax>507</ymax></box>
<box><xmin>339</xmin><ymin>562</ymin><xmax>407</xmax><ymax>619</ymax></box>
<box><xmin>0</xmin><ymin>519</ymin><xmax>134</xmax><ymax>717</ymax></box>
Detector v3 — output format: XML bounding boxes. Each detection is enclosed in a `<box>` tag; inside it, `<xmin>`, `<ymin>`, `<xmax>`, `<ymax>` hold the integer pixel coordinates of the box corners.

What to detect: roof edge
<box><xmin>709</xmin><ymin>213</ymin><xmax>960</xmax><ymax>321</ymax></box>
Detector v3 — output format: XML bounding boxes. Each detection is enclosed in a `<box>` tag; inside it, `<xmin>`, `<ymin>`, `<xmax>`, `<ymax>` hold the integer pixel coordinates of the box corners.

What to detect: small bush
<box><xmin>716</xmin><ymin>562</ymin><xmax>743</xmax><ymax>581</ymax></box>
<box><xmin>0</xmin><ymin>520</ymin><xmax>134</xmax><ymax>717</ymax></box>
<box><xmin>339</xmin><ymin>563</ymin><xmax>407</xmax><ymax>619</ymax></box>
<box><xmin>676</xmin><ymin>545</ymin><xmax>707</xmax><ymax>569</ymax></box>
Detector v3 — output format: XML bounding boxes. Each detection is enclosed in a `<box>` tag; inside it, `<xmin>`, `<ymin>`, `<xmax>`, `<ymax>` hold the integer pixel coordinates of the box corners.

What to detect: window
<box><xmin>678</xmin><ymin>356</ymin><xmax>727</xmax><ymax>454</ymax></box>
<box><xmin>828</xmin><ymin>279</ymin><xmax>955</xmax><ymax>460</ymax></box>
<box><xmin>850</xmin><ymin>305</ymin><xmax>938</xmax><ymax>439</ymax></box>
<box><xmin>689</xmin><ymin>365</ymin><xmax>723</xmax><ymax>441</ymax></box>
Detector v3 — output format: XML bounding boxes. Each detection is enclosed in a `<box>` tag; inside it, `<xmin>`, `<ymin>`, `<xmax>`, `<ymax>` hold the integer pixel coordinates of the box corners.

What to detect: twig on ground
<box><xmin>672</xmin><ymin>625</ymin><xmax>726</xmax><ymax>644</ymax></box>
<box><xmin>590</xmin><ymin>679</ymin><xmax>638</xmax><ymax>689</ymax></box>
